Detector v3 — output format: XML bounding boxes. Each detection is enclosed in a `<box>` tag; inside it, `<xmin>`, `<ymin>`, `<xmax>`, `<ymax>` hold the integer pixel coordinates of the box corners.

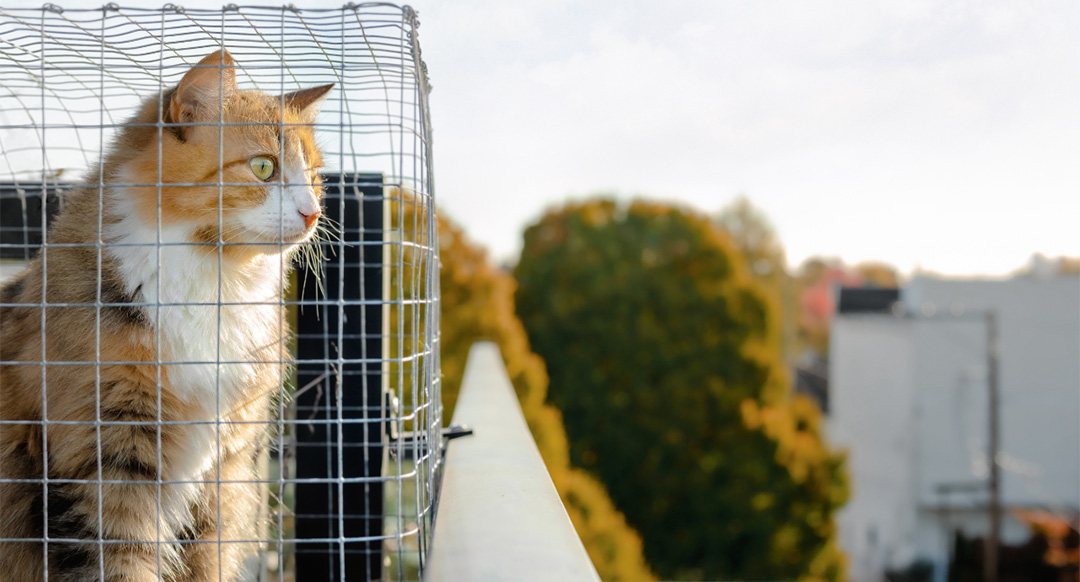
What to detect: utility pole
<box><xmin>985</xmin><ymin>310</ymin><xmax>1000</xmax><ymax>582</ymax></box>
<box><xmin>916</xmin><ymin>307</ymin><xmax>1002</xmax><ymax>581</ymax></box>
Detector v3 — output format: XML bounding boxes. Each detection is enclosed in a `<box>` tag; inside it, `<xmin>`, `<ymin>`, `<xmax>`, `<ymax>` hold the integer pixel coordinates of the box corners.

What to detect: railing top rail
<box><xmin>426</xmin><ymin>342</ymin><xmax>600</xmax><ymax>582</ymax></box>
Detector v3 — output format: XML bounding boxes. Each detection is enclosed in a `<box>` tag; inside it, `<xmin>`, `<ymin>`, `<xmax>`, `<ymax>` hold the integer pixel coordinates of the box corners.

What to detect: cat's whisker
<box><xmin>315</xmin><ymin>223</ymin><xmax>341</xmax><ymax>241</ymax></box>
<box><xmin>294</xmin><ymin>241</ymin><xmax>327</xmax><ymax>301</ymax></box>
<box><xmin>315</xmin><ymin>214</ymin><xmax>342</xmax><ymax>233</ymax></box>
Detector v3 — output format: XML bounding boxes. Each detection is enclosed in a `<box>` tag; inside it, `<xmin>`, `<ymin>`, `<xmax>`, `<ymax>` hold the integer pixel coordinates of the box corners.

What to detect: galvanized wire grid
<box><xmin>0</xmin><ymin>4</ymin><xmax>440</xmax><ymax>581</ymax></box>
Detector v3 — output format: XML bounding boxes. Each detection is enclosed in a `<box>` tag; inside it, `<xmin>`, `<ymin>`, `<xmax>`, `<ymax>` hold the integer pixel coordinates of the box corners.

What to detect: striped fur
<box><xmin>0</xmin><ymin>50</ymin><xmax>331</xmax><ymax>581</ymax></box>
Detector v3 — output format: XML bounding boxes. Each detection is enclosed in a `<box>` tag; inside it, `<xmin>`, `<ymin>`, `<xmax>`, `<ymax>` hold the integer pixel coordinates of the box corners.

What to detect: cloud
<box><xmin>419</xmin><ymin>0</ymin><xmax>1078</xmax><ymax>274</ymax></box>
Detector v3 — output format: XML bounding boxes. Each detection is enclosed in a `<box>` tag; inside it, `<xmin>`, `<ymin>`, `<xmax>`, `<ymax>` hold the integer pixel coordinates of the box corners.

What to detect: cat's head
<box><xmin>114</xmin><ymin>49</ymin><xmax>333</xmax><ymax>258</ymax></box>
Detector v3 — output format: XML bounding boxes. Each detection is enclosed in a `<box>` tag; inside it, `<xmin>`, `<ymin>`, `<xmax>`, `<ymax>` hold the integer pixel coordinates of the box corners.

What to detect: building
<box><xmin>828</xmin><ymin>274</ymin><xmax>1080</xmax><ymax>581</ymax></box>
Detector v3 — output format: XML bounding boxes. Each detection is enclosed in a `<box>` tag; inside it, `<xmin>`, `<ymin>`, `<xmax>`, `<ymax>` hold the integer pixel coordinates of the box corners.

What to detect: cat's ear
<box><xmin>282</xmin><ymin>84</ymin><xmax>334</xmax><ymax>123</ymax></box>
<box><xmin>168</xmin><ymin>49</ymin><xmax>238</xmax><ymax>136</ymax></box>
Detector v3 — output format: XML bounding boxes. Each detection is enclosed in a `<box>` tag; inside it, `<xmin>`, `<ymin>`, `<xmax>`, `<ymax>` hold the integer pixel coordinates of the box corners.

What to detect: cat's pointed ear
<box><xmin>282</xmin><ymin>84</ymin><xmax>334</xmax><ymax>122</ymax></box>
<box><xmin>168</xmin><ymin>49</ymin><xmax>238</xmax><ymax>135</ymax></box>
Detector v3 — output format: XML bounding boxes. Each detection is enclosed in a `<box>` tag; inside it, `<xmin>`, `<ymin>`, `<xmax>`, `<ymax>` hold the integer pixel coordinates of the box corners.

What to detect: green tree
<box><xmin>514</xmin><ymin>198</ymin><xmax>848</xmax><ymax>581</ymax></box>
<box><xmin>435</xmin><ymin>211</ymin><xmax>657</xmax><ymax>581</ymax></box>
<box><xmin>716</xmin><ymin>197</ymin><xmax>797</xmax><ymax>367</ymax></box>
<box><xmin>715</xmin><ymin>196</ymin><xmax>788</xmax><ymax>287</ymax></box>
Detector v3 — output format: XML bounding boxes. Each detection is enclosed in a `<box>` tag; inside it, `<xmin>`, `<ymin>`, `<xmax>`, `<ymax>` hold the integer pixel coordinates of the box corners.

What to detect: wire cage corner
<box><xmin>0</xmin><ymin>4</ymin><xmax>441</xmax><ymax>581</ymax></box>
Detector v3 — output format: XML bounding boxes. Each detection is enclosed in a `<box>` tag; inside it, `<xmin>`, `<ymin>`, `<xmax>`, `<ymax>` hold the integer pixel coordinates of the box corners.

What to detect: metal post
<box><xmin>295</xmin><ymin>173</ymin><xmax>386</xmax><ymax>581</ymax></box>
<box><xmin>915</xmin><ymin>306</ymin><xmax>1003</xmax><ymax>580</ymax></box>
<box><xmin>0</xmin><ymin>181</ymin><xmax>65</xmax><ymax>260</ymax></box>
<box><xmin>985</xmin><ymin>310</ymin><xmax>1000</xmax><ymax>582</ymax></box>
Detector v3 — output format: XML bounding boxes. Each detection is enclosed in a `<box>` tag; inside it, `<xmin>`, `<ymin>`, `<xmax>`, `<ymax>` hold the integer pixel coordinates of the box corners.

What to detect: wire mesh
<box><xmin>0</xmin><ymin>4</ymin><xmax>440</xmax><ymax>581</ymax></box>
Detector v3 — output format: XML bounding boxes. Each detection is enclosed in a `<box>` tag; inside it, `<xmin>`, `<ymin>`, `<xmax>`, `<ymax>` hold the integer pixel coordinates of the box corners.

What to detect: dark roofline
<box><xmin>837</xmin><ymin>286</ymin><xmax>900</xmax><ymax>314</ymax></box>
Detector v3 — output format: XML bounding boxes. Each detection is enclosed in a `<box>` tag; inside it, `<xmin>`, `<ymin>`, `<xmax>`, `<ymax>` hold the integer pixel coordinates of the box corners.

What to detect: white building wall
<box><xmin>906</xmin><ymin>276</ymin><xmax>1080</xmax><ymax>511</ymax></box>
<box><xmin>911</xmin><ymin>317</ymin><xmax>991</xmax><ymax>510</ymax></box>
<box><xmin>830</xmin><ymin>275</ymin><xmax>1080</xmax><ymax>582</ymax></box>
<box><xmin>829</xmin><ymin>316</ymin><xmax>919</xmax><ymax>581</ymax></box>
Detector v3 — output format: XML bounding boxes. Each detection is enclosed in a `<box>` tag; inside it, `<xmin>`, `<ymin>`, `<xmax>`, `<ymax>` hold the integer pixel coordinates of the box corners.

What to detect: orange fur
<box><xmin>0</xmin><ymin>50</ymin><xmax>332</xmax><ymax>581</ymax></box>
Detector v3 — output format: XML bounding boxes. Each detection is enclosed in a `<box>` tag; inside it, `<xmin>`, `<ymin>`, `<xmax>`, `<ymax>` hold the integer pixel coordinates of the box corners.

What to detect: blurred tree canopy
<box><xmin>715</xmin><ymin>197</ymin><xmax>796</xmax><ymax>366</ymax></box>
<box><xmin>434</xmin><ymin>210</ymin><xmax>657</xmax><ymax>581</ymax></box>
<box><xmin>715</xmin><ymin>196</ymin><xmax>788</xmax><ymax>289</ymax></box>
<box><xmin>854</xmin><ymin>262</ymin><xmax>900</xmax><ymax>288</ymax></box>
<box><xmin>790</xmin><ymin>258</ymin><xmax>901</xmax><ymax>357</ymax></box>
<box><xmin>514</xmin><ymin>198</ymin><xmax>849</xmax><ymax>581</ymax></box>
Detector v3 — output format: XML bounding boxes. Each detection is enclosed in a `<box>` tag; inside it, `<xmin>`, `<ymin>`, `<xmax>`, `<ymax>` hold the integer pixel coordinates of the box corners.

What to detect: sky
<box><xmin>4</xmin><ymin>0</ymin><xmax>1077</xmax><ymax>276</ymax></box>
<box><xmin>413</xmin><ymin>0</ymin><xmax>1078</xmax><ymax>277</ymax></box>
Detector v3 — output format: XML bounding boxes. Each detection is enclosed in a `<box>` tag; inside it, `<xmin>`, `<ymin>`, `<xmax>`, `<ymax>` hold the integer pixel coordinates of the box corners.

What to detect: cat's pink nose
<box><xmin>299</xmin><ymin>209</ymin><xmax>320</xmax><ymax>229</ymax></box>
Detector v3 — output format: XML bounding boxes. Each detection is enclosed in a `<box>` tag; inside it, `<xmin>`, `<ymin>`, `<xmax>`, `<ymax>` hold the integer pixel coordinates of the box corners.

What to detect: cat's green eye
<box><xmin>249</xmin><ymin>156</ymin><xmax>275</xmax><ymax>181</ymax></box>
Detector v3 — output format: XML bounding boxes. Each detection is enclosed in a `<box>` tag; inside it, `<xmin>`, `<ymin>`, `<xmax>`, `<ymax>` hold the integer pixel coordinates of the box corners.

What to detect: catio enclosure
<box><xmin>0</xmin><ymin>3</ymin><xmax>440</xmax><ymax>582</ymax></box>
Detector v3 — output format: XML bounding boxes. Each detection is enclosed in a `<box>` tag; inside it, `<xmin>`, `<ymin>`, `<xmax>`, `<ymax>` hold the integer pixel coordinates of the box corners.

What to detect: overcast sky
<box><xmin>5</xmin><ymin>0</ymin><xmax>1077</xmax><ymax>276</ymax></box>
<box><xmin>413</xmin><ymin>0</ymin><xmax>1078</xmax><ymax>276</ymax></box>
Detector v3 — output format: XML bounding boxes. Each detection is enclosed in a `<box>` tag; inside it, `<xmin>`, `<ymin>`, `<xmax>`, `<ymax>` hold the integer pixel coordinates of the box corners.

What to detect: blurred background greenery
<box><xmin>433</xmin><ymin>195</ymin><xmax>902</xmax><ymax>581</ymax></box>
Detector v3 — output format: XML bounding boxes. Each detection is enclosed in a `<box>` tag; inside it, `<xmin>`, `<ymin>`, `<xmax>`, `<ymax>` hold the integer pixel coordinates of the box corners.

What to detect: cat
<box><xmin>0</xmin><ymin>49</ymin><xmax>332</xmax><ymax>581</ymax></box>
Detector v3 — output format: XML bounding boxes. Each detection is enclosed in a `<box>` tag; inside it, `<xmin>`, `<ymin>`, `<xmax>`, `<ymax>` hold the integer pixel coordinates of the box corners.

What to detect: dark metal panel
<box><xmin>294</xmin><ymin>172</ymin><xmax>385</xmax><ymax>582</ymax></box>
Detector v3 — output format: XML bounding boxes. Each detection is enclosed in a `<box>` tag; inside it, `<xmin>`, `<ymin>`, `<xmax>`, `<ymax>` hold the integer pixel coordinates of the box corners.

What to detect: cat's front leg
<box><xmin>44</xmin><ymin>456</ymin><xmax>179</xmax><ymax>581</ymax></box>
<box><xmin>180</xmin><ymin>447</ymin><xmax>262</xmax><ymax>582</ymax></box>
<box><xmin>43</xmin><ymin>385</ymin><xmax>185</xmax><ymax>582</ymax></box>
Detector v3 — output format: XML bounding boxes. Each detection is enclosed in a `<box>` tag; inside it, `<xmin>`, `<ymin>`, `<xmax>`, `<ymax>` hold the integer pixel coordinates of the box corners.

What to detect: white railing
<box><xmin>426</xmin><ymin>342</ymin><xmax>601</xmax><ymax>582</ymax></box>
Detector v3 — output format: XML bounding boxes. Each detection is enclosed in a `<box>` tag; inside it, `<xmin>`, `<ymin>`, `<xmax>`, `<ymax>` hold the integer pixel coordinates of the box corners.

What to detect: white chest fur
<box><xmin>109</xmin><ymin>219</ymin><xmax>286</xmax><ymax>402</ymax></box>
<box><xmin>105</xmin><ymin>203</ymin><xmax>288</xmax><ymax>492</ymax></box>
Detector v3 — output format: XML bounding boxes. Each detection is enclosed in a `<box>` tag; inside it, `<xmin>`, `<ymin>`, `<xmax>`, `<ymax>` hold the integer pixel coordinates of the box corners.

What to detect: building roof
<box><xmin>836</xmin><ymin>286</ymin><xmax>900</xmax><ymax>314</ymax></box>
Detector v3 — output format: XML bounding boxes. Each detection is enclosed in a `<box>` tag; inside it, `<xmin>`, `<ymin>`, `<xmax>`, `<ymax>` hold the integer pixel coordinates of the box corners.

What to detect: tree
<box><xmin>435</xmin><ymin>210</ymin><xmax>657</xmax><ymax>581</ymax></box>
<box><xmin>514</xmin><ymin>198</ymin><xmax>848</xmax><ymax>580</ymax></box>
<box><xmin>853</xmin><ymin>262</ymin><xmax>900</xmax><ymax>288</ymax></box>
<box><xmin>791</xmin><ymin>258</ymin><xmax>901</xmax><ymax>358</ymax></box>
<box><xmin>716</xmin><ymin>197</ymin><xmax>796</xmax><ymax>366</ymax></box>
<box><xmin>715</xmin><ymin>196</ymin><xmax>788</xmax><ymax>287</ymax></box>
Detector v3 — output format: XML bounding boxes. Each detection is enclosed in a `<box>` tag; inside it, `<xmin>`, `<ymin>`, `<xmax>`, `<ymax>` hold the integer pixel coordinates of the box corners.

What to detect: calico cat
<box><xmin>0</xmin><ymin>50</ymin><xmax>331</xmax><ymax>581</ymax></box>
